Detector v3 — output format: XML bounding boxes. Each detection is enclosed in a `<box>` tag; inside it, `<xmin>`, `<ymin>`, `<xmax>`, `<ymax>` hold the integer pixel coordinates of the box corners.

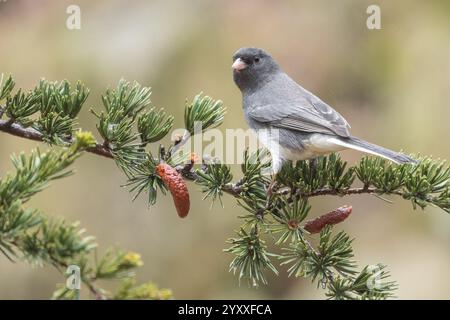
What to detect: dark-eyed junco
<box><xmin>232</xmin><ymin>47</ymin><xmax>415</xmax><ymax>177</ymax></box>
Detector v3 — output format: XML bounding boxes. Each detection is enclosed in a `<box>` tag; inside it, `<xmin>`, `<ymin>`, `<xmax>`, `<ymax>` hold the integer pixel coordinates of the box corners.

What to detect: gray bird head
<box><xmin>232</xmin><ymin>47</ymin><xmax>280</xmax><ymax>92</ymax></box>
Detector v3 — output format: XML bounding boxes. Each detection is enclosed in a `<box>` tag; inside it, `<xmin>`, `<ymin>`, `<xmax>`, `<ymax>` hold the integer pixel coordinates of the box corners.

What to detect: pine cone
<box><xmin>304</xmin><ymin>205</ymin><xmax>352</xmax><ymax>234</ymax></box>
<box><xmin>156</xmin><ymin>163</ymin><xmax>190</xmax><ymax>218</ymax></box>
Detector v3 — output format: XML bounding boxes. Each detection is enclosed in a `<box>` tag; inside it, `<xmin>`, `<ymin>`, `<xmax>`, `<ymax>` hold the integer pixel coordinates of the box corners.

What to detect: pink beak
<box><xmin>232</xmin><ymin>58</ymin><xmax>247</xmax><ymax>71</ymax></box>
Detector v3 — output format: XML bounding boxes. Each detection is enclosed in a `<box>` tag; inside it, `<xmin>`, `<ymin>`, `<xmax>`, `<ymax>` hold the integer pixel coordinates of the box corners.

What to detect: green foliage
<box><xmin>196</xmin><ymin>163</ymin><xmax>233</xmax><ymax>205</ymax></box>
<box><xmin>0</xmin><ymin>73</ymin><xmax>15</xmax><ymax>101</ymax></box>
<box><xmin>0</xmin><ymin>149</ymin><xmax>78</xmax><ymax>207</ymax></box>
<box><xmin>276</xmin><ymin>226</ymin><xmax>396</xmax><ymax>299</ymax></box>
<box><xmin>5</xmin><ymin>89</ymin><xmax>40</xmax><ymax>126</ymax></box>
<box><xmin>1</xmin><ymin>73</ymin><xmax>449</xmax><ymax>300</ymax></box>
<box><xmin>0</xmin><ymin>131</ymin><xmax>96</xmax><ymax>263</ymax></box>
<box><xmin>239</xmin><ymin>149</ymin><xmax>270</xmax><ymax>199</ymax></box>
<box><xmin>91</xmin><ymin>85</ymin><xmax>226</xmax><ymax>207</ymax></box>
<box><xmin>31</xmin><ymin>79</ymin><xmax>90</xmax><ymax>143</ymax></box>
<box><xmin>114</xmin><ymin>279</ymin><xmax>172</xmax><ymax>300</ymax></box>
<box><xmin>34</xmin><ymin>112</ymin><xmax>75</xmax><ymax>144</ymax></box>
<box><xmin>403</xmin><ymin>157</ymin><xmax>450</xmax><ymax>211</ymax></box>
<box><xmin>184</xmin><ymin>93</ymin><xmax>226</xmax><ymax>135</ymax></box>
<box><xmin>223</xmin><ymin>151</ymin><xmax>448</xmax><ymax>299</ymax></box>
<box><xmin>2</xmin><ymin>74</ymin><xmax>226</xmax><ymax>208</ymax></box>
<box><xmin>326</xmin><ymin>264</ymin><xmax>397</xmax><ymax>300</ymax></box>
<box><xmin>50</xmin><ymin>244</ymin><xmax>171</xmax><ymax>300</ymax></box>
<box><xmin>20</xmin><ymin>220</ymin><xmax>96</xmax><ymax>265</ymax></box>
<box><xmin>138</xmin><ymin>107</ymin><xmax>174</xmax><ymax>143</ymax></box>
<box><xmin>53</xmin><ymin>80</ymin><xmax>90</xmax><ymax>118</ymax></box>
<box><xmin>277</xmin><ymin>153</ymin><xmax>355</xmax><ymax>194</ymax></box>
<box><xmin>123</xmin><ymin>154</ymin><xmax>166</xmax><ymax>205</ymax></box>
<box><xmin>228</xmin><ymin>150</ymin><xmax>272</xmax><ymax>226</ymax></box>
<box><xmin>0</xmin><ymin>129</ymin><xmax>164</xmax><ymax>299</ymax></box>
<box><xmin>90</xmin><ymin>82</ymin><xmax>224</xmax><ymax>187</ymax></box>
<box><xmin>356</xmin><ymin>155</ymin><xmax>449</xmax><ymax>212</ymax></box>
<box><xmin>0</xmin><ymin>77</ymin><xmax>91</xmax><ymax>144</ymax></box>
<box><xmin>225</xmin><ymin>228</ymin><xmax>278</xmax><ymax>286</ymax></box>
<box><xmin>0</xmin><ymin>201</ymin><xmax>41</xmax><ymax>260</ymax></box>
<box><xmin>280</xmin><ymin>226</ymin><xmax>356</xmax><ymax>281</ymax></box>
<box><xmin>315</xmin><ymin>226</ymin><xmax>356</xmax><ymax>277</ymax></box>
<box><xmin>101</xmin><ymin>79</ymin><xmax>151</xmax><ymax>119</ymax></box>
<box><xmin>270</xmin><ymin>196</ymin><xmax>310</xmax><ymax>244</ymax></box>
<box><xmin>83</xmin><ymin>79</ymin><xmax>150</xmax><ymax>171</ymax></box>
<box><xmin>95</xmin><ymin>249</ymin><xmax>143</xmax><ymax>279</ymax></box>
<box><xmin>34</xmin><ymin>79</ymin><xmax>89</xmax><ymax>119</ymax></box>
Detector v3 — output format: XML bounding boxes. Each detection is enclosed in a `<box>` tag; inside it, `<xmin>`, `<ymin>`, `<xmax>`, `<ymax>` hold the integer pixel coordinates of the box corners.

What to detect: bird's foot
<box><xmin>267</xmin><ymin>180</ymin><xmax>277</xmax><ymax>198</ymax></box>
<box><xmin>265</xmin><ymin>179</ymin><xmax>278</xmax><ymax>211</ymax></box>
<box><xmin>310</xmin><ymin>158</ymin><xmax>318</xmax><ymax>177</ymax></box>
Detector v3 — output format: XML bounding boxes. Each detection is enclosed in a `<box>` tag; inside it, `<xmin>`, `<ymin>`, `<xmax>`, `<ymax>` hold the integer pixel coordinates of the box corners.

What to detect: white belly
<box><xmin>254</xmin><ymin>131</ymin><xmax>346</xmax><ymax>174</ymax></box>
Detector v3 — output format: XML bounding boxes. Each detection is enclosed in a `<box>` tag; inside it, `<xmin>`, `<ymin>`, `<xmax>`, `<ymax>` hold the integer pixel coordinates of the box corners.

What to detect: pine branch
<box><xmin>0</xmin><ymin>116</ymin><xmax>246</xmax><ymax>199</ymax></box>
<box><xmin>0</xmin><ymin>118</ymin><xmax>113</xmax><ymax>158</ymax></box>
<box><xmin>0</xmin><ymin>118</ymin><xmax>435</xmax><ymax>206</ymax></box>
<box><xmin>1</xmin><ymin>73</ymin><xmax>449</xmax><ymax>300</ymax></box>
<box><xmin>0</xmin><ymin>131</ymin><xmax>170</xmax><ymax>300</ymax></box>
<box><xmin>47</xmin><ymin>254</ymin><xmax>107</xmax><ymax>300</ymax></box>
<box><xmin>0</xmin><ymin>116</ymin><xmax>245</xmax><ymax>204</ymax></box>
<box><xmin>0</xmin><ymin>119</ymin><xmax>418</xmax><ymax>204</ymax></box>
<box><xmin>1</xmin><ymin>105</ymin><xmax>421</xmax><ymax>207</ymax></box>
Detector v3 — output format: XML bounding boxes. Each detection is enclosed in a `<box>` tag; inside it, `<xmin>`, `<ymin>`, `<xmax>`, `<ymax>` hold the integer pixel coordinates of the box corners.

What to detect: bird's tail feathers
<box><xmin>329</xmin><ymin>136</ymin><xmax>416</xmax><ymax>164</ymax></box>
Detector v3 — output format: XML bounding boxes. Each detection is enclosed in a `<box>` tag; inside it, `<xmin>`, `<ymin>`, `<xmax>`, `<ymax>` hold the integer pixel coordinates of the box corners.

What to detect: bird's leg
<box><xmin>310</xmin><ymin>157</ymin><xmax>318</xmax><ymax>178</ymax></box>
<box><xmin>265</xmin><ymin>157</ymin><xmax>282</xmax><ymax>207</ymax></box>
<box><xmin>266</xmin><ymin>174</ymin><xmax>277</xmax><ymax>202</ymax></box>
<box><xmin>255</xmin><ymin>176</ymin><xmax>277</xmax><ymax>220</ymax></box>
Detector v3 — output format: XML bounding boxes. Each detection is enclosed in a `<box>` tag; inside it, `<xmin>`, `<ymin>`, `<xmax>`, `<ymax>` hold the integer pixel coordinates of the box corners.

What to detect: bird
<box><xmin>231</xmin><ymin>47</ymin><xmax>415</xmax><ymax>189</ymax></box>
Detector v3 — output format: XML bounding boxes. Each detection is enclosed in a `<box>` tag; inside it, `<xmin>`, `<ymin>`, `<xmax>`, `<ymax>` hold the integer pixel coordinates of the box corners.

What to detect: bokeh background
<box><xmin>1</xmin><ymin>0</ymin><xmax>449</xmax><ymax>299</ymax></box>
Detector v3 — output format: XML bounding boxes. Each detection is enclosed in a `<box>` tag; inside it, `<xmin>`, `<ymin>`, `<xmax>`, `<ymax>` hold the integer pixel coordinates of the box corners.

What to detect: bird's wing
<box><xmin>247</xmin><ymin>88</ymin><xmax>351</xmax><ymax>137</ymax></box>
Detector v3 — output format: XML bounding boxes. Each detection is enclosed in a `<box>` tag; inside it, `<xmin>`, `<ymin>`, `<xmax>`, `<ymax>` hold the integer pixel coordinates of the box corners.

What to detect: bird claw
<box><xmin>266</xmin><ymin>180</ymin><xmax>277</xmax><ymax>200</ymax></box>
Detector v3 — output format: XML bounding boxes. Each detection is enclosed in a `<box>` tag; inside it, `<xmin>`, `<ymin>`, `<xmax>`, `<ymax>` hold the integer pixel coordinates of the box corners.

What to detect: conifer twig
<box><xmin>2</xmin><ymin>75</ymin><xmax>448</xmax><ymax>300</ymax></box>
<box><xmin>0</xmin><ymin>118</ymin><xmax>422</xmax><ymax>200</ymax></box>
<box><xmin>0</xmin><ymin>118</ymin><xmax>112</xmax><ymax>158</ymax></box>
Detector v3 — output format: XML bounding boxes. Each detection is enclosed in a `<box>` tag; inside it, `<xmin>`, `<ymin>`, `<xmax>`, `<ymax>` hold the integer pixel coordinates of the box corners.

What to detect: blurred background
<box><xmin>0</xmin><ymin>0</ymin><xmax>449</xmax><ymax>299</ymax></box>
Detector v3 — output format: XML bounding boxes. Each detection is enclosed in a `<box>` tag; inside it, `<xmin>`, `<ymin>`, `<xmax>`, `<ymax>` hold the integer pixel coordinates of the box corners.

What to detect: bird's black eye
<box><xmin>254</xmin><ymin>57</ymin><xmax>260</xmax><ymax>63</ymax></box>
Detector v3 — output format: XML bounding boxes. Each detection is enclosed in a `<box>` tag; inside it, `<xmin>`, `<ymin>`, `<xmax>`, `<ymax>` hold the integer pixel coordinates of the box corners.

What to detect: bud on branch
<box><xmin>156</xmin><ymin>163</ymin><xmax>190</xmax><ymax>218</ymax></box>
<box><xmin>304</xmin><ymin>205</ymin><xmax>352</xmax><ymax>234</ymax></box>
